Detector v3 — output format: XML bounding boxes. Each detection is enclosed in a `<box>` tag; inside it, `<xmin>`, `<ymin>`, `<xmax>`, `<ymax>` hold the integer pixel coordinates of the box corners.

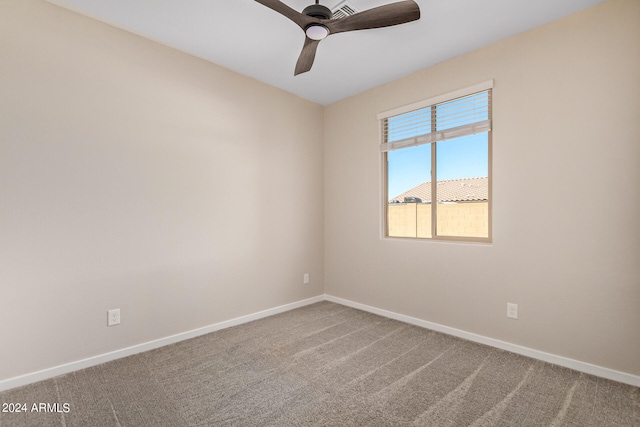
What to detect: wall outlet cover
<box><xmin>108</xmin><ymin>308</ymin><xmax>121</xmax><ymax>326</ymax></box>
<box><xmin>507</xmin><ymin>303</ymin><xmax>518</xmax><ymax>319</ymax></box>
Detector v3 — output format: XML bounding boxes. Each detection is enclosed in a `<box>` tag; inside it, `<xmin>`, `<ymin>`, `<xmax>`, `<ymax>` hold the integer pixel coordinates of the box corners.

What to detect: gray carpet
<box><xmin>1</xmin><ymin>301</ymin><xmax>638</xmax><ymax>426</ymax></box>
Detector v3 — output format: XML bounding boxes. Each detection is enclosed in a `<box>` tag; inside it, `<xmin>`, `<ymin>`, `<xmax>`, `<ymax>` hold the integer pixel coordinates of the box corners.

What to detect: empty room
<box><xmin>1</xmin><ymin>0</ymin><xmax>638</xmax><ymax>425</ymax></box>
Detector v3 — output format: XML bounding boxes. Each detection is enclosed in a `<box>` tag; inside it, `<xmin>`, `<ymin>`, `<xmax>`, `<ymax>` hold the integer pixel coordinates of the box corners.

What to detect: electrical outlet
<box><xmin>507</xmin><ymin>303</ymin><xmax>518</xmax><ymax>319</ymax></box>
<box><xmin>303</xmin><ymin>273</ymin><xmax>310</xmax><ymax>284</ymax></box>
<box><xmin>108</xmin><ymin>308</ymin><xmax>121</xmax><ymax>326</ymax></box>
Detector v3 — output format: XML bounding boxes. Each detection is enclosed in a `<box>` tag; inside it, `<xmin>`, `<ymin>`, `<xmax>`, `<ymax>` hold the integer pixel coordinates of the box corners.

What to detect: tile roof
<box><xmin>390</xmin><ymin>177</ymin><xmax>488</xmax><ymax>203</ymax></box>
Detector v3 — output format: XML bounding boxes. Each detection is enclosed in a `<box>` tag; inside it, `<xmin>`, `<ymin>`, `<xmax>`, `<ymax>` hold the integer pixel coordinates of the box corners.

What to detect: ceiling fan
<box><xmin>255</xmin><ymin>0</ymin><xmax>420</xmax><ymax>75</ymax></box>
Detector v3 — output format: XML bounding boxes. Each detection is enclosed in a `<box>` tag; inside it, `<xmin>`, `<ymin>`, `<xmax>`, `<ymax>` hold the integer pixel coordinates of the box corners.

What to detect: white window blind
<box><xmin>379</xmin><ymin>81</ymin><xmax>493</xmax><ymax>153</ymax></box>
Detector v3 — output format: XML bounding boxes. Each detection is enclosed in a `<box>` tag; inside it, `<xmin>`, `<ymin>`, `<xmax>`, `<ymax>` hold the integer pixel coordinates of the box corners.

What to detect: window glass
<box><xmin>387</xmin><ymin>145</ymin><xmax>431</xmax><ymax>238</ymax></box>
<box><xmin>435</xmin><ymin>133</ymin><xmax>489</xmax><ymax>238</ymax></box>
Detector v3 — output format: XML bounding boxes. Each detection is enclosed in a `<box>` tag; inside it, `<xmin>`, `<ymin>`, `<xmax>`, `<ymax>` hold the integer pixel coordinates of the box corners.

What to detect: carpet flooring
<box><xmin>1</xmin><ymin>301</ymin><xmax>638</xmax><ymax>426</ymax></box>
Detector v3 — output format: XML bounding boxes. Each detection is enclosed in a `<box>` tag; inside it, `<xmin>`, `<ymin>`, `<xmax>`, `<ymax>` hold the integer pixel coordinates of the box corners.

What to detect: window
<box><xmin>379</xmin><ymin>81</ymin><xmax>492</xmax><ymax>242</ymax></box>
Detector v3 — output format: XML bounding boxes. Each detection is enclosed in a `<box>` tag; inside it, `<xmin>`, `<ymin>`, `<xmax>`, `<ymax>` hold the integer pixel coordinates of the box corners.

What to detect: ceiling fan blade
<box><xmin>326</xmin><ymin>0</ymin><xmax>420</xmax><ymax>35</ymax></box>
<box><xmin>254</xmin><ymin>0</ymin><xmax>314</xmax><ymax>30</ymax></box>
<box><xmin>295</xmin><ymin>37</ymin><xmax>321</xmax><ymax>75</ymax></box>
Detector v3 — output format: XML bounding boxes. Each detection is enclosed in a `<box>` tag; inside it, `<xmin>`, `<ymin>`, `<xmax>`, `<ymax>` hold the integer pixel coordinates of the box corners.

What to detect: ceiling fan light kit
<box><xmin>255</xmin><ymin>0</ymin><xmax>420</xmax><ymax>75</ymax></box>
<box><xmin>305</xmin><ymin>25</ymin><xmax>329</xmax><ymax>40</ymax></box>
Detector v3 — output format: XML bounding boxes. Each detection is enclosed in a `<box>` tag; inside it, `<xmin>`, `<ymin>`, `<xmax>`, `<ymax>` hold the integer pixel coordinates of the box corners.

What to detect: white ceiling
<box><xmin>45</xmin><ymin>0</ymin><xmax>605</xmax><ymax>105</ymax></box>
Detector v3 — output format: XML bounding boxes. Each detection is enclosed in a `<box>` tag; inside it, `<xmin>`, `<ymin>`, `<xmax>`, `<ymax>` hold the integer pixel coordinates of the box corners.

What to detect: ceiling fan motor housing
<box><xmin>302</xmin><ymin>4</ymin><xmax>332</xmax><ymax>19</ymax></box>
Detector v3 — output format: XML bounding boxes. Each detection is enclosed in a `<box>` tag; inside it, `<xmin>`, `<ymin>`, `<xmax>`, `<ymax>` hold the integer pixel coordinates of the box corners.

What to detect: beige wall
<box><xmin>0</xmin><ymin>0</ymin><xmax>324</xmax><ymax>380</ymax></box>
<box><xmin>324</xmin><ymin>0</ymin><xmax>640</xmax><ymax>376</ymax></box>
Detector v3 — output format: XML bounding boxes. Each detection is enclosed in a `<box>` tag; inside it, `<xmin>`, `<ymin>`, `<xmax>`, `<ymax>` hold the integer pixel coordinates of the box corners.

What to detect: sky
<box><xmin>387</xmin><ymin>132</ymin><xmax>488</xmax><ymax>199</ymax></box>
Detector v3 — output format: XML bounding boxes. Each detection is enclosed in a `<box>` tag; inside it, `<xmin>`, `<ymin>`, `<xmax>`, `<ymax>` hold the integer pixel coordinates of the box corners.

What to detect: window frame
<box><xmin>379</xmin><ymin>80</ymin><xmax>493</xmax><ymax>243</ymax></box>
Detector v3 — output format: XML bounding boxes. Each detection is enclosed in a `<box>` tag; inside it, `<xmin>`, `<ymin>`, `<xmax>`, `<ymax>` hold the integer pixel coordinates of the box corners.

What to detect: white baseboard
<box><xmin>0</xmin><ymin>295</ymin><xmax>324</xmax><ymax>392</ymax></box>
<box><xmin>3</xmin><ymin>293</ymin><xmax>637</xmax><ymax>392</ymax></box>
<box><xmin>325</xmin><ymin>295</ymin><xmax>640</xmax><ymax>388</ymax></box>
